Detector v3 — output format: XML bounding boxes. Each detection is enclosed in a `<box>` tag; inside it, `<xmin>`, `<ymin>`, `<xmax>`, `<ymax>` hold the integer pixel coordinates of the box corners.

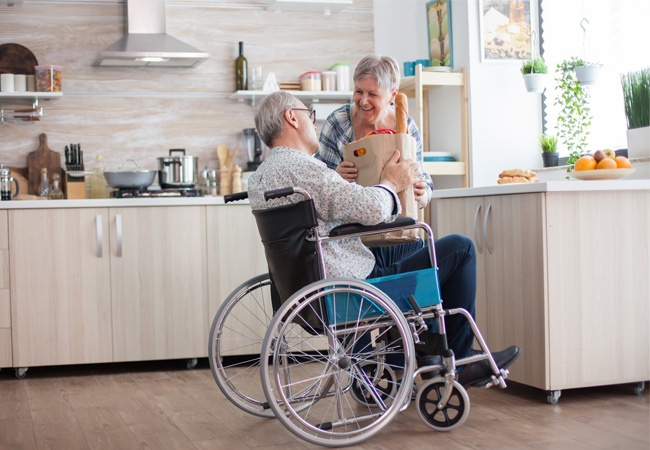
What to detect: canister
<box><xmin>322</xmin><ymin>71</ymin><xmax>336</xmax><ymax>91</ymax></box>
<box><xmin>299</xmin><ymin>71</ymin><xmax>322</xmax><ymax>91</ymax></box>
<box><xmin>331</xmin><ymin>62</ymin><xmax>350</xmax><ymax>91</ymax></box>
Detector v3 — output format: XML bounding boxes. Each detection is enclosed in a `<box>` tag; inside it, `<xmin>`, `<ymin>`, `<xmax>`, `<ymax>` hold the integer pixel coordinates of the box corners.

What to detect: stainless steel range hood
<box><xmin>94</xmin><ymin>0</ymin><xmax>209</xmax><ymax>68</ymax></box>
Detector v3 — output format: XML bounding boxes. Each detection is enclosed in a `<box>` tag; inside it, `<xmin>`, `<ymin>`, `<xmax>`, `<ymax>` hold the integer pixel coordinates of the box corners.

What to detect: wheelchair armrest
<box><xmin>329</xmin><ymin>216</ymin><xmax>417</xmax><ymax>237</ymax></box>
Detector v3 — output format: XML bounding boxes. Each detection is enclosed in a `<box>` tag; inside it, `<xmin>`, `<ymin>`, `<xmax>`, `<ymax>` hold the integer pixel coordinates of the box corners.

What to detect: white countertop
<box><xmin>430</xmin><ymin>180</ymin><xmax>650</xmax><ymax>199</ymax></box>
<box><xmin>0</xmin><ymin>196</ymin><xmax>253</xmax><ymax>209</ymax></box>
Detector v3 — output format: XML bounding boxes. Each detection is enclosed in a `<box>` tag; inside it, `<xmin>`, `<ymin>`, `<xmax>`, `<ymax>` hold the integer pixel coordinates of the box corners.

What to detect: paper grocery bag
<box><xmin>342</xmin><ymin>133</ymin><xmax>419</xmax><ymax>247</ymax></box>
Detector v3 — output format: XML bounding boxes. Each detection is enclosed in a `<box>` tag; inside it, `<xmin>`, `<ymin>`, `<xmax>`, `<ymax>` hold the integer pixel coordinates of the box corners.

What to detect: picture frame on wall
<box><xmin>479</xmin><ymin>0</ymin><xmax>538</xmax><ymax>62</ymax></box>
<box><xmin>426</xmin><ymin>0</ymin><xmax>453</xmax><ymax>68</ymax></box>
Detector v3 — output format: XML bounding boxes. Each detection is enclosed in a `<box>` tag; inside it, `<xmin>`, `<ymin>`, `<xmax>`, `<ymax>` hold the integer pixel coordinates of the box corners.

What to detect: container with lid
<box><xmin>330</xmin><ymin>62</ymin><xmax>350</xmax><ymax>91</ymax></box>
<box><xmin>35</xmin><ymin>65</ymin><xmax>63</xmax><ymax>92</ymax></box>
<box><xmin>322</xmin><ymin>71</ymin><xmax>336</xmax><ymax>91</ymax></box>
<box><xmin>299</xmin><ymin>71</ymin><xmax>322</xmax><ymax>91</ymax></box>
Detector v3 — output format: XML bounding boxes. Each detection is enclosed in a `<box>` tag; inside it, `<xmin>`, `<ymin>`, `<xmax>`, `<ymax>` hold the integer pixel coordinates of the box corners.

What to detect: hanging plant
<box><xmin>554</xmin><ymin>57</ymin><xmax>593</xmax><ymax>171</ymax></box>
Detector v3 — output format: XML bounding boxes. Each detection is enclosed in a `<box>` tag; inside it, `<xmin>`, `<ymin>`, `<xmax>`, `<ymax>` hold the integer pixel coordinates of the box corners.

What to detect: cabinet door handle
<box><xmin>95</xmin><ymin>214</ymin><xmax>103</xmax><ymax>258</ymax></box>
<box><xmin>116</xmin><ymin>214</ymin><xmax>123</xmax><ymax>257</ymax></box>
<box><xmin>473</xmin><ymin>204</ymin><xmax>483</xmax><ymax>254</ymax></box>
<box><xmin>483</xmin><ymin>203</ymin><xmax>493</xmax><ymax>255</ymax></box>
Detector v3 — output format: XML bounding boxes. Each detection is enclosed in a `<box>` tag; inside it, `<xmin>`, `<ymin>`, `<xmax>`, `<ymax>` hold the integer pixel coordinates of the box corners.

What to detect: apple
<box><xmin>593</xmin><ymin>150</ymin><xmax>605</xmax><ymax>162</ymax></box>
<box><xmin>603</xmin><ymin>149</ymin><xmax>616</xmax><ymax>159</ymax></box>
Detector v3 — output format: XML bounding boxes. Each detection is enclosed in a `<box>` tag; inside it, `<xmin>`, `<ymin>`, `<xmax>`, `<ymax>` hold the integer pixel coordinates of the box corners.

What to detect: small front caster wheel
<box><xmin>416</xmin><ymin>377</ymin><xmax>470</xmax><ymax>431</ymax></box>
<box><xmin>633</xmin><ymin>382</ymin><xmax>645</xmax><ymax>396</ymax></box>
<box><xmin>546</xmin><ymin>390</ymin><xmax>561</xmax><ymax>405</ymax></box>
<box><xmin>186</xmin><ymin>358</ymin><xmax>198</xmax><ymax>370</ymax></box>
<box><xmin>15</xmin><ymin>368</ymin><xmax>28</xmax><ymax>379</ymax></box>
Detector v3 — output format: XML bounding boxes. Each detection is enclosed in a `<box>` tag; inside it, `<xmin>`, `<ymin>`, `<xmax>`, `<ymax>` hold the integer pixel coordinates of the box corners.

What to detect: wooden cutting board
<box><xmin>27</xmin><ymin>134</ymin><xmax>63</xmax><ymax>195</ymax></box>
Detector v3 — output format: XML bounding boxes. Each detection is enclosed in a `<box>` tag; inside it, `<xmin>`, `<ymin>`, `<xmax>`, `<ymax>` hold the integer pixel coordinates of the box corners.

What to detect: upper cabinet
<box><xmin>399</xmin><ymin>65</ymin><xmax>469</xmax><ymax>187</ymax></box>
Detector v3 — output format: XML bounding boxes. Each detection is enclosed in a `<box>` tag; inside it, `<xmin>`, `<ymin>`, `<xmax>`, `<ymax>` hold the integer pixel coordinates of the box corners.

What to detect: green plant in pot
<box><xmin>539</xmin><ymin>133</ymin><xmax>559</xmax><ymax>167</ymax></box>
<box><xmin>521</xmin><ymin>57</ymin><xmax>548</xmax><ymax>93</ymax></box>
<box><xmin>620</xmin><ymin>67</ymin><xmax>650</xmax><ymax>159</ymax></box>
<box><xmin>554</xmin><ymin>57</ymin><xmax>593</xmax><ymax>172</ymax></box>
<box><xmin>573</xmin><ymin>58</ymin><xmax>602</xmax><ymax>86</ymax></box>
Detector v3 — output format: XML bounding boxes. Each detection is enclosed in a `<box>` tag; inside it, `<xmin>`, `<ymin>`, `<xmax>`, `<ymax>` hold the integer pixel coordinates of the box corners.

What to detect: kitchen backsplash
<box><xmin>0</xmin><ymin>0</ymin><xmax>373</xmax><ymax>172</ymax></box>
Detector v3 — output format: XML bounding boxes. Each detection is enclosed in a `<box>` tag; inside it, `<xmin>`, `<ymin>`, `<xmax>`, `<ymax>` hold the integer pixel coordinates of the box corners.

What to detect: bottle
<box><xmin>235</xmin><ymin>41</ymin><xmax>248</xmax><ymax>91</ymax></box>
<box><xmin>90</xmin><ymin>155</ymin><xmax>107</xmax><ymax>199</ymax></box>
<box><xmin>38</xmin><ymin>168</ymin><xmax>50</xmax><ymax>197</ymax></box>
<box><xmin>48</xmin><ymin>173</ymin><xmax>64</xmax><ymax>199</ymax></box>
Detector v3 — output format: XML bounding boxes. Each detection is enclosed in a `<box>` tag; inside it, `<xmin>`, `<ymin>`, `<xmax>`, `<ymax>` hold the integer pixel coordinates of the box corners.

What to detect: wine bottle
<box><xmin>235</xmin><ymin>41</ymin><xmax>248</xmax><ymax>91</ymax></box>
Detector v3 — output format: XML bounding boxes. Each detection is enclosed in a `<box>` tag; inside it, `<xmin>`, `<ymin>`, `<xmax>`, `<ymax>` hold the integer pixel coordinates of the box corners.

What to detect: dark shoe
<box><xmin>417</xmin><ymin>355</ymin><xmax>442</xmax><ymax>380</ymax></box>
<box><xmin>457</xmin><ymin>346</ymin><xmax>520</xmax><ymax>388</ymax></box>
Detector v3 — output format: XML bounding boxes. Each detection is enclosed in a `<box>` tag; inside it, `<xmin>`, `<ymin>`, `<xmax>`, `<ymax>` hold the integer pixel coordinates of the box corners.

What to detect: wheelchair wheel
<box><xmin>208</xmin><ymin>273</ymin><xmax>276</xmax><ymax>418</ymax></box>
<box><xmin>260</xmin><ymin>278</ymin><xmax>415</xmax><ymax>448</ymax></box>
<box><xmin>416</xmin><ymin>376</ymin><xmax>470</xmax><ymax>431</ymax></box>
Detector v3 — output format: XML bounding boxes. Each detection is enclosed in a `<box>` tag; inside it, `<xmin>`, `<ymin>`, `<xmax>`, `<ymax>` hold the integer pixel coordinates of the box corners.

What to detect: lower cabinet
<box><xmin>7</xmin><ymin>205</ymin><xmax>209</xmax><ymax>368</ymax></box>
<box><xmin>109</xmin><ymin>207</ymin><xmax>208</xmax><ymax>362</ymax></box>
<box><xmin>0</xmin><ymin>211</ymin><xmax>13</xmax><ymax>368</ymax></box>
<box><xmin>434</xmin><ymin>190</ymin><xmax>650</xmax><ymax>392</ymax></box>
<box><xmin>206</xmin><ymin>204</ymin><xmax>267</xmax><ymax>327</ymax></box>
<box><xmin>9</xmin><ymin>208</ymin><xmax>113</xmax><ymax>367</ymax></box>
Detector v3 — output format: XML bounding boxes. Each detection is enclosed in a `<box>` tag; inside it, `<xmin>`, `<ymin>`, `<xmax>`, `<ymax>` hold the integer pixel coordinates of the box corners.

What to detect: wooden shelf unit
<box><xmin>399</xmin><ymin>66</ymin><xmax>469</xmax><ymax>187</ymax></box>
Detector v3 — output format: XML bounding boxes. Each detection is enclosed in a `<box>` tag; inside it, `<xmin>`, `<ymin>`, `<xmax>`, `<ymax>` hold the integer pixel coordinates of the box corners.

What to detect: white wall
<box><xmin>375</xmin><ymin>0</ymin><xmax>542</xmax><ymax>187</ymax></box>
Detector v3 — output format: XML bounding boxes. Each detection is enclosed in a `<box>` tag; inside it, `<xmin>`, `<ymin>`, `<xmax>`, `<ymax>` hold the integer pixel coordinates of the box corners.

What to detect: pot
<box><xmin>157</xmin><ymin>148</ymin><xmax>198</xmax><ymax>188</ymax></box>
<box><xmin>104</xmin><ymin>159</ymin><xmax>156</xmax><ymax>189</ymax></box>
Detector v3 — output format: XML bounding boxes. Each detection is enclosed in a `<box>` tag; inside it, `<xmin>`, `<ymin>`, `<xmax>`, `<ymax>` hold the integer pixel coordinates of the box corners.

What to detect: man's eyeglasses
<box><xmin>290</xmin><ymin>108</ymin><xmax>316</xmax><ymax>124</ymax></box>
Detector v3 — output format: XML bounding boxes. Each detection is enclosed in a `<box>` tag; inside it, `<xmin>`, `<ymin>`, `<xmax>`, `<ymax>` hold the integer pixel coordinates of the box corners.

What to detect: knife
<box><xmin>64</xmin><ymin>145</ymin><xmax>70</xmax><ymax>169</ymax></box>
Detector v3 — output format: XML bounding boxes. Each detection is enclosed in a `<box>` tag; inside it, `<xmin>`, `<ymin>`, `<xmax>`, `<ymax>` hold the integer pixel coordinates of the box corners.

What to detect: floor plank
<box><xmin>0</xmin><ymin>360</ymin><xmax>647</xmax><ymax>450</ymax></box>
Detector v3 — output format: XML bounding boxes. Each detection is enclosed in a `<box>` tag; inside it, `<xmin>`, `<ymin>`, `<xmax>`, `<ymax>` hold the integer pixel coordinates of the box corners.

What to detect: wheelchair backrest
<box><xmin>252</xmin><ymin>199</ymin><xmax>323</xmax><ymax>312</ymax></box>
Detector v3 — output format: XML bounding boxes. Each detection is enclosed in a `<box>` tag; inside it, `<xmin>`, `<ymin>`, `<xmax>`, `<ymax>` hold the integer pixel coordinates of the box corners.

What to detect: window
<box><xmin>541</xmin><ymin>0</ymin><xmax>650</xmax><ymax>154</ymax></box>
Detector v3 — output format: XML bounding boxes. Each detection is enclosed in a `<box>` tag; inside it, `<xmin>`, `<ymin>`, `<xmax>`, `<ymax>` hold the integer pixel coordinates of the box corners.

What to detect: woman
<box><xmin>316</xmin><ymin>54</ymin><xmax>433</xmax><ymax>209</ymax></box>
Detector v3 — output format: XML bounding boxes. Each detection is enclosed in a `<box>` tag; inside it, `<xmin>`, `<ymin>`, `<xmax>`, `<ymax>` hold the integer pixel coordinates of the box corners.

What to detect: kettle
<box><xmin>0</xmin><ymin>164</ymin><xmax>19</xmax><ymax>200</ymax></box>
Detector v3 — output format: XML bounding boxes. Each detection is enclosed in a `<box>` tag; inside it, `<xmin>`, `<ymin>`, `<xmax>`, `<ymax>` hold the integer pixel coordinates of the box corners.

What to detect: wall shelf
<box><xmin>0</xmin><ymin>92</ymin><xmax>62</xmax><ymax>106</ymax></box>
<box><xmin>230</xmin><ymin>90</ymin><xmax>352</xmax><ymax>106</ymax></box>
<box><xmin>399</xmin><ymin>66</ymin><xmax>469</xmax><ymax>187</ymax></box>
<box><xmin>0</xmin><ymin>92</ymin><xmax>61</xmax><ymax>123</ymax></box>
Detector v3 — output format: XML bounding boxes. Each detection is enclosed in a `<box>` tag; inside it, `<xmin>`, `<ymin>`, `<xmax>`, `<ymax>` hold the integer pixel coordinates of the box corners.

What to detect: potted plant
<box><xmin>620</xmin><ymin>67</ymin><xmax>650</xmax><ymax>159</ymax></box>
<box><xmin>554</xmin><ymin>57</ymin><xmax>593</xmax><ymax>172</ymax></box>
<box><xmin>521</xmin><ymin>57</ymin><xmax>548</xmax><ymax>93</ymax></box>
<box><xmin>573</xmin><ymin>58</ymin><xmax>602</xmax><ymax>86</ymax></box>
<box><xmin>539</xmin><ymin>133</ymin><xmax>559</xmax><ymax>167</ymax></box>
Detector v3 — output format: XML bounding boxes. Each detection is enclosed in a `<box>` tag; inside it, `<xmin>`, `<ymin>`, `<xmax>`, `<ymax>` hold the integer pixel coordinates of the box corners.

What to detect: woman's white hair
<box><xmin>353</xmin><ymin>55</ymin><xmax>401</xmax><ymax>92</ymax></box>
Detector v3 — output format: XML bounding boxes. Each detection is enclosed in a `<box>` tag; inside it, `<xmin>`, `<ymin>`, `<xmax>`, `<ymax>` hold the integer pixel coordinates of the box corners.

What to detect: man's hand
<box><xmin>379</xmin><ymin>150</ymin><xmax>418</xmax><ymax>193</ymax></box>
<box><xmin>336</xmin><ymin>161</ymin><xmax>358</xmax><ymax>182</ymax></box>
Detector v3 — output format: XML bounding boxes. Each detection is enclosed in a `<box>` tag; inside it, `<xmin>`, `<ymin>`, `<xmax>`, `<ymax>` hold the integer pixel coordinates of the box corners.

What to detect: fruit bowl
<box><xmin>569</xmin><ymin>168</ymin><xmax>636</xmax><ymax>180</ymax></box>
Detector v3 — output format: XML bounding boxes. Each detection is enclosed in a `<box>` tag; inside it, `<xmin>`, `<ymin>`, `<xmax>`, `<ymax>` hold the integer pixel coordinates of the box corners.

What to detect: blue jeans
<box><xmin>368</xmin><ymin>234</ymin><xmax>476</xmax><ymax>360</ymax></box>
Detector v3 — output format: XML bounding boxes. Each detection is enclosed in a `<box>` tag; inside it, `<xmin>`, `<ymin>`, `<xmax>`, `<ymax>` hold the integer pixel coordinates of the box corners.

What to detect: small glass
<box><xmin>250</xmin><ymin>66</ymin><xmax>264</xmax><ymax>90</ymax></box>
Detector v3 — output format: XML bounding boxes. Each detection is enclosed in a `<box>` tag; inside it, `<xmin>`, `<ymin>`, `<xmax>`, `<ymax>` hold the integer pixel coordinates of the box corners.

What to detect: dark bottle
<box><xmin>235</xmin><ymin>41</ymin><xmax>248</xmax><ymax>91</ymax></box>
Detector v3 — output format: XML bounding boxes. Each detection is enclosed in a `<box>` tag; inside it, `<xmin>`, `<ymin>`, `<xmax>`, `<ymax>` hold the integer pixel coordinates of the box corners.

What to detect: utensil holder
<box><xmin>64</xmin><ymin>172</ymin><xmax>86</xmax><ymax>199</ymax></box>
<box><xmin>219</xmin><ymin>169</ymin><xmax>231</xmax><ymax>196</ymax></box>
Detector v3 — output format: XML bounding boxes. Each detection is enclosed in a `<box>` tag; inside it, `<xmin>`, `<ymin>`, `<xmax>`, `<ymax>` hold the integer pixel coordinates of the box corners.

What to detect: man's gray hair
<box><xmin>353</xmin><ymin>55</ymin><xmax>401</xmax><ymax>92</ymax></box>
<box><xmin>254</xmin><ymin>91</ymin><xmax>297</xmax><ymax>148</ymax></box>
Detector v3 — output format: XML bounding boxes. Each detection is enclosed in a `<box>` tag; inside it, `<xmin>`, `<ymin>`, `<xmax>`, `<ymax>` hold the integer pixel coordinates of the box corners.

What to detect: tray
<box><xmin>569</xmin><ymin>168</ymin><xmax>636</xmax><ymax>181</ymax></box>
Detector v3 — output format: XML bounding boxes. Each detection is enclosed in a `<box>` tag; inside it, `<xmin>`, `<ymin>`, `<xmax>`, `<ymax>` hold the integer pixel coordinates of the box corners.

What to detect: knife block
<box><xmin>64</xmin><ymin>172</ymin><xmax>86</xmax><ymax>199</ymax></box>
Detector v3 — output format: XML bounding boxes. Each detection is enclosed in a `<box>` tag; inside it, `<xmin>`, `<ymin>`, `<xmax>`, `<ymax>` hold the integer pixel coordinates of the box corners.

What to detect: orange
<box><xmin>596</xmin><ymin>158</ymin><xmax>617</xmax><ymax>169</ymax></box>
<box><xmin>574</xmin><ymin>155</ymin><xmax>597</xmax><ymax>171</ymax></box>
<box><xmin>615</xmin><ymin>156</ymin><xmax>632</xmax><ymax>168</ymax></box>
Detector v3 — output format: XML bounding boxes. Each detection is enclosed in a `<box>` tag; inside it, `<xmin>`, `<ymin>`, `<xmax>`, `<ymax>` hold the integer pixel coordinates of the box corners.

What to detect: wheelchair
<box><xmin>209</xmin><ymin>187</ymin><xmax>511</xmax><ymax>448</ymax></box>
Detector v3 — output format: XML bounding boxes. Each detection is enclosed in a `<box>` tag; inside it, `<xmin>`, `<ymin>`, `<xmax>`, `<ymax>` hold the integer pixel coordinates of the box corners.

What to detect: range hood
<box><xmin>94</xmin><ymin>0</ymin><xmax>209</xmax><ymax>68</ymax></box>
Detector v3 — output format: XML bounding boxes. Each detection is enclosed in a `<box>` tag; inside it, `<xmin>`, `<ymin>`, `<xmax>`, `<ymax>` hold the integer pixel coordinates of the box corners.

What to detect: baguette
<box><xmin>498</xmin><ymin>168</ymin><xmax>537</xmax><ymax>179</ymax></box>
<box><xmin>395</xmin><ymin>93</ymin><xmax>409</xmax><ymax>134</ymax></box>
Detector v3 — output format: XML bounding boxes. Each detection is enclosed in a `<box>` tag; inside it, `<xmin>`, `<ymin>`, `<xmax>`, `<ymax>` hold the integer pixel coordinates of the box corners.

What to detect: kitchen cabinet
<box><xmin>110</xmin><ymin>206</ymin><xmax>208</xmax><ymax>362</ymax></box>
<box><xmin>207</xmin><ymin>204</ymin><xmax>267</xmax><ymax>321</ymax></box>
<box><xmin>8</xmin><ymin>208</ymin><xmax>113</xmax><ymax>368</ymax></box>
<box><xmin>399</xmin><ymin>65</ymin><xmax>469</xmax><ymax>187</ymax></box>
<box><xmin>7</xmin><ymin>204</ymin><xmax>209</xmax><ymax>369</ymax></box>
<box><xmin>0</xmin><ymin>210</ymin><xmax>11</xmax><ymax>368</ymax></box>
<box><xmin>432</xmin><ymin>186</ymin><xmax>650</xmax><ymax>399</ymax></box>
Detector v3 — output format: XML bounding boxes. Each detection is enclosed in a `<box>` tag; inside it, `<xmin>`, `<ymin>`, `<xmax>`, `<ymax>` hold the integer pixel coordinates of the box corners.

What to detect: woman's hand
<box><xmin>336</xmin><ymin>161</ymin><xmax>358</xmax><ymax>183</ymax></box>
<box><xmin>413</xmin><ymin>178</ymin><xmax>429</xmax><ymax>209</ymax></box>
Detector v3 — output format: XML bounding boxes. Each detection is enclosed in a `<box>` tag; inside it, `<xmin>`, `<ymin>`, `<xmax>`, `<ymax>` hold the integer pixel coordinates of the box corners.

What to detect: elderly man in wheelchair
<box><xmin>208</xmin><ymin>91</ymin><xmax>519</xmax><ymax>448</ymax></box>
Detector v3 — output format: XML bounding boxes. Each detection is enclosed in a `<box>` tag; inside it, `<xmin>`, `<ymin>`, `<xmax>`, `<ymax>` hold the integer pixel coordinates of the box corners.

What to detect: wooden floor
<box><xmin>0</xmin><ymin>359</ymin><xmax>647</xmax><ymax>450</ymax></box>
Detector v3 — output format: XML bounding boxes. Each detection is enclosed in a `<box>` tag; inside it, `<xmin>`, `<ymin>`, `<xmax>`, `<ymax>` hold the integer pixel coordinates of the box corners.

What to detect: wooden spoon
<box><xmin>217</xmin><ymin>143</ymin><xmax>229</xmax><ymax>170</ymax></box>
